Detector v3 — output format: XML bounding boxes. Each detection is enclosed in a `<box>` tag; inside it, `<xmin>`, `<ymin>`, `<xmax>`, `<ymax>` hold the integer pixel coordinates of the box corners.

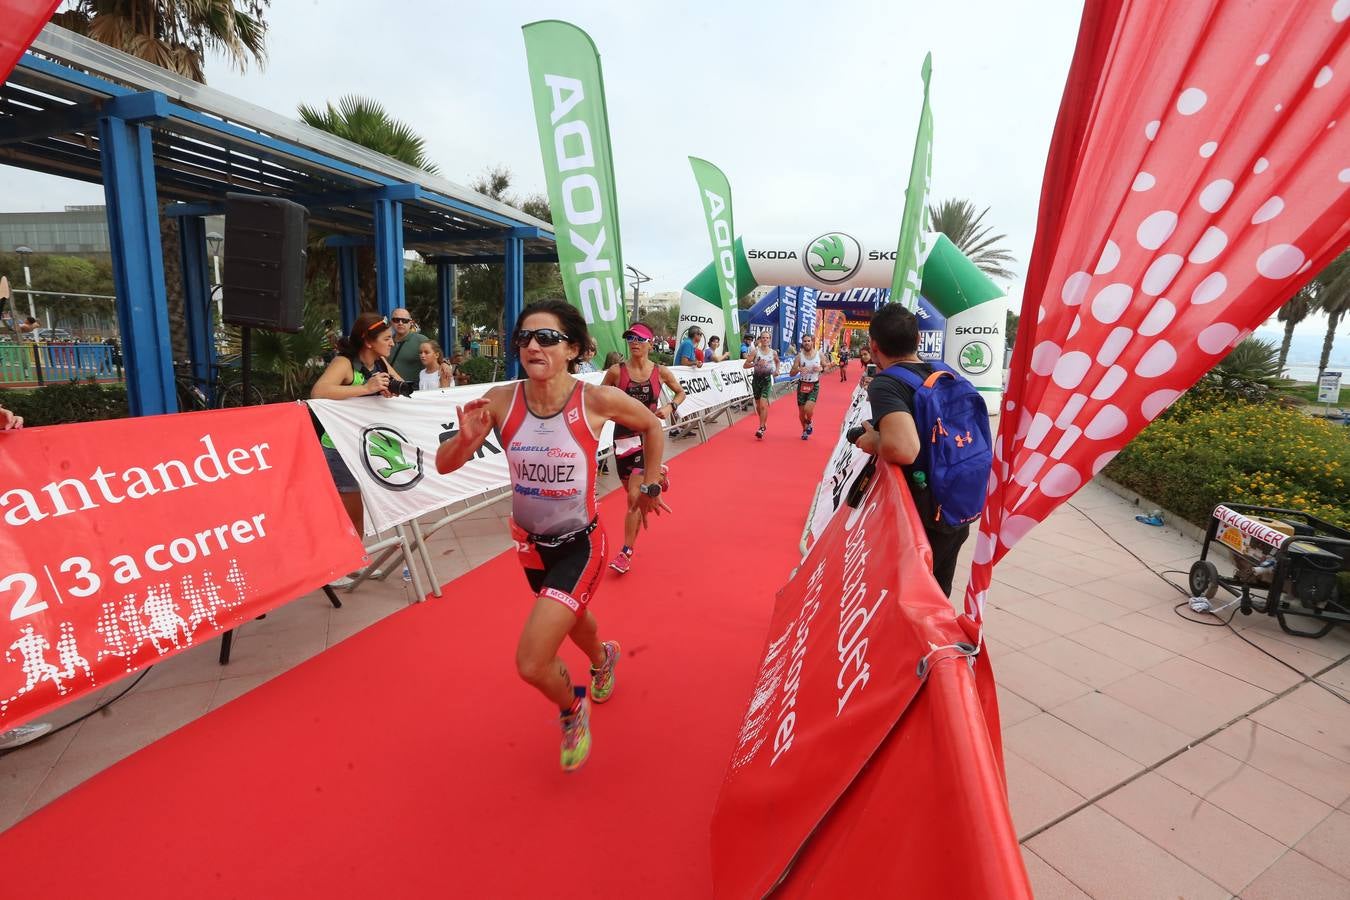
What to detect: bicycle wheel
<box><xmin>216</xmin><ymin>381</ymin><xmax>266</xmax><ymax>408</ymax></box>
<box><xmin>175</xmin><ymin>379</ymin><xmax>209</xmax><ymax>412</ymax></box>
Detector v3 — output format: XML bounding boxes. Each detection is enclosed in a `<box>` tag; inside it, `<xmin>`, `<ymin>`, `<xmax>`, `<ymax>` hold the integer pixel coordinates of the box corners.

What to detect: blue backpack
<box><xmin>881</xmin><ymin>361</ymin><xmax>993</xmax><ymax>530</ymax></box>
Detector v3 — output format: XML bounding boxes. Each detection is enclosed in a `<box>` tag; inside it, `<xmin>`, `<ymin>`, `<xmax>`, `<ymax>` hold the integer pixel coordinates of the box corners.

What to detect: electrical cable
<box><xmin>1066</xmin><ymin>502</ymin><xmax>1350</xmax><ymax>706</ymax></box>
<box><xmin>0</xmin><ymin>666</ymin><xmax>154</xmax><ymax>755</ymax></box>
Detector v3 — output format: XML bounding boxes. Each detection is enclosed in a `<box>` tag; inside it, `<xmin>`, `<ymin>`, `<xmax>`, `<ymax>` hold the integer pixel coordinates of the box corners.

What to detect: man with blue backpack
<box><xmin>846</xmin><ymin>304</ymin><xmax>993</xmax><ymax>597</ymax></box>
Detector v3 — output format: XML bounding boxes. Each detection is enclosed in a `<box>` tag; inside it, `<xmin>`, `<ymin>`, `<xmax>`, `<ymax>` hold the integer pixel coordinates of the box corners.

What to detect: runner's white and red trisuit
<box><xmin>498</xmin><ymin>381</ymin><xmax>606</xmax><ymax>614</ymax></box>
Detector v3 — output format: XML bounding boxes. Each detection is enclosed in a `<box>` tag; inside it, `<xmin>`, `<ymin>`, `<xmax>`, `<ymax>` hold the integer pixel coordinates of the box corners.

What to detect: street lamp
<box><xmin>625</xmin><ymin>264</ymin><xmax>651</xmax><ymax>322</ymax></box>
<box><xmin>206</xmin><ymin>232</ymin><xmax>224</xmax><ymax>320</ymax></box>
<box><xmin>15</xmin><ymin>245</ymin><xmax>34</xmax><ymax>319</ymax></box>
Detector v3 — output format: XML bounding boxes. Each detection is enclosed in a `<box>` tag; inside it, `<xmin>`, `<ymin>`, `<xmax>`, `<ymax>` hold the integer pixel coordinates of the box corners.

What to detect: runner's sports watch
<box><xmin>638</xmin><ymin>481</ymin><xmax>662</xmax><ymax>497</ymax></box>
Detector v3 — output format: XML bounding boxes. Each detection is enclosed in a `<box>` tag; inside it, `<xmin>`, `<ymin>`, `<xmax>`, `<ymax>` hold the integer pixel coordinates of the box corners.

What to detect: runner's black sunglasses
<box><xmin>512</xmin><ymin>327</ymin><xmax>571</xmax><ymax>348</ymax></box>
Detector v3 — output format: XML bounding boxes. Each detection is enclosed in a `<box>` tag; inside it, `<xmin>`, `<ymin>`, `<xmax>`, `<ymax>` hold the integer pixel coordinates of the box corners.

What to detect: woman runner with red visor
<box><xmin>602</xmin><ymin>321</ymin><xmax>683</xmax><ymax>575</ymax></box>
<box><xmin>436</xmin><ymin>300</ymin><xmax>670</xmax><ymax>772</ymax></box>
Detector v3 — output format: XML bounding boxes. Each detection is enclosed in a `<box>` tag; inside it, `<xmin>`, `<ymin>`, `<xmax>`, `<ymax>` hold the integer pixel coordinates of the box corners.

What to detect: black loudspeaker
<box><xmin>222</xmin><ymin>193</ymin><xmax>308</xmax><ymax>332</ymax></box>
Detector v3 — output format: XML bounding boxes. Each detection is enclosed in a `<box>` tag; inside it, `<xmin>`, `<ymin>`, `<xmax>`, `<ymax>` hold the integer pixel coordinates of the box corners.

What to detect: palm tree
<box><xmin>926</xmin><ymin>198</ymin><xmax>1017</xmax><ymax>282</ymax></box>
<box><xmin>298</xmin><ymin>96</ymin><xmax>440</xmax><ymax>176</ymax></box>
<box><xmin>52</xmin><ymin>0</ymin><xmax>268</xmax><ymax>82</ymax></box>
<box><xmin>1313</xmin><ymin>250</ymin><xmax>1350</xmax><ymax>377</ymax></box>
<box><xmin>1205</xmin><ymin>337</ymin><xmax>1287</xmax><ymax>400</ymax></box>
<box><xmin>1276</xmin><ymin>282</ymin><xmax>1318</xmax><ymax>370</ymax></box>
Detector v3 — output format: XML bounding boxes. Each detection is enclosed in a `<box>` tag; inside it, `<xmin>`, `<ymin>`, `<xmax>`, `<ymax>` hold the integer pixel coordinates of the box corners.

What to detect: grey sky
<box><xmin>0</xmin><ymin>0</ymin><xmax>1342</xmax><ymax>349</ymax></box>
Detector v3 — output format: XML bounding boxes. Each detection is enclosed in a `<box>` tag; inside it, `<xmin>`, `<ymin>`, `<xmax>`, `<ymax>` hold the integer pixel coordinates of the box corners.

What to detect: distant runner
<box><xmin>602</xmin><ymin>322</ymin><xmax>684</xmax><ymax>575</ymax></box>
<box><xmin>435</xmin><ymin>300</ymin><xmax>670</xmax><ymax>772</ymax></box>
<box><xmin>838</xmin><ymin>344</ymin><xmax>850</xmax><ymax>382</ymax></box>
<box><xmin>744</xmin><ymin>331</ymin><xmax>780</xmax><ymax>440</ymax></box>
<box><xmin>789</xmin><ymin>332</ymin><xmax>824</xmax><ymax>440</ymax></box>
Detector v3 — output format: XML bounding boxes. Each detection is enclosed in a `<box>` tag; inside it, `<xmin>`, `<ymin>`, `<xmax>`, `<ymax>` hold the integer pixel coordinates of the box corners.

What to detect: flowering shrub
<box><xmin>1106</xmin><ymin>391</ymin><xmax>1349</xmax><ymax>529</ymax></box>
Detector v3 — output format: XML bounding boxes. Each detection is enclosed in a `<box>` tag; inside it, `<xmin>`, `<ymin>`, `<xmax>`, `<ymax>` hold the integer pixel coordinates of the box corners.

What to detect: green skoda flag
<box><xmin>688</xmin><ymin>157</ymin><xmax>742</xmax><ymax>356</ymax></box>
<box><xmin>522</xmin><ymin>20</ymin><xmax>628</xmax><ymax>359</ymax></box>
<box><xmin>891</xmin><ymin>52</ymin><xmax>934</xmax><ymax>311</ymax></box>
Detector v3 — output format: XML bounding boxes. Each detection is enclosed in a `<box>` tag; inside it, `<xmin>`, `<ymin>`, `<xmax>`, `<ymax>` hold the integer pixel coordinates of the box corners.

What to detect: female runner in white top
<box><xmin>435</xmin><ymin>300</ymin><xmax>670</xmax><ymax>772</ymax></box>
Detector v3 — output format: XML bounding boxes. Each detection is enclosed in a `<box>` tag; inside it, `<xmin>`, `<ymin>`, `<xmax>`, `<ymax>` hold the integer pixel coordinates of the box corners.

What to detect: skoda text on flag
<box><xmin>0</xmin><ymin>405</ymin><xmax>366</xmax><ymax>731</ymax></box>
<box><xmin>891</xmin><ymin>52</ymin><xmax>935</xmax><ymax>312</ymax></box>
<box><xmin>689</xmin><ymin>157</ymin><xmax>742</xmax><ymax>355</ymax></box>
<box><xmin>522</xmin><ymin>20</ymin><xmax>628</xmax><ymax>361</ymax></box>
<box><xmin>964</xmin><ymin>0</ymin><xmax>1350</xmax><ymax>620</ymax></box>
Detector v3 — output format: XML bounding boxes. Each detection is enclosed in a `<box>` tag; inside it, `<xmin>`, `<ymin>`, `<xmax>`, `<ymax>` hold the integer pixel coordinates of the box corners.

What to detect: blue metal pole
<box><xmin>436</xmin><ymin>262</ymin><xmax>455</xmax><ymax>358</ymax></box>
<box><xmin>99</xmin><ymin>113</ymin><xmax>175</xmax><ymax>416</ymax></box>
<box><xmin>503</xmin><ymin>236</ymin><xmax>524</xmax><ymax>380</ymax></box>
<box><xmin>178</xmin><ymin>216</ymin><xmax>216</xmax><ymax>398</ymax></box>
<box><xmin>338</xmin><ymin>246</ymin><xmax>359</xmax><ymax>333</ymax></box>
<box><xmin>372</xmin><ymin>198</ymin><xmax>405</xmax><ymax>318</ymax></box>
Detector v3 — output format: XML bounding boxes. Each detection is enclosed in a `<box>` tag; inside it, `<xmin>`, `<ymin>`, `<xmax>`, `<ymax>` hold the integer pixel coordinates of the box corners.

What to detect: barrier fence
<box><xmin>0</xmin><ymin>342</ymin><xmax>121</xmax><ymax>386</ymax></box>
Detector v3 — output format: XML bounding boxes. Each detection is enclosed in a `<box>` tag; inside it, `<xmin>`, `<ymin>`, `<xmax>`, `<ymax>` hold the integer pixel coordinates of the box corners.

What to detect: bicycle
<box><xmin>173</xmin><ymin>361</ymin><xmax>265</xmax><ymax>410</ymax></box>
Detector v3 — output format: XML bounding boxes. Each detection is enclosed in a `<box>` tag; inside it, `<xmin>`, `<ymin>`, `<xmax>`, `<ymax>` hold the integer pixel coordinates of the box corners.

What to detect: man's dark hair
<box><xmin>868</xmin><ymin>304</ymin><xmax>919</xmax><ymax>357</ymax></box>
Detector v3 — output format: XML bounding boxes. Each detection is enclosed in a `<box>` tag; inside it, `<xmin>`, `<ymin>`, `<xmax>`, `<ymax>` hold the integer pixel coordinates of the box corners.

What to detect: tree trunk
<box><xmin>1320</xmin><ymin>311</ymin><xmax>1342</xmax><ymax>376</ymax></box>
<box><xmin>1279</xmin><ymin>319</ymin><xmax>1296</xmax><ymax>369</ymax></box>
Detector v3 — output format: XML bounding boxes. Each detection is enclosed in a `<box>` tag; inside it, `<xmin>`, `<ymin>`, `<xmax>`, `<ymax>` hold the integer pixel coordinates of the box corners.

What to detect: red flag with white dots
<box><xmin>965</xmin><ymin>0</ymin><xmax>1350</xmax><ymax>617</ymax></box>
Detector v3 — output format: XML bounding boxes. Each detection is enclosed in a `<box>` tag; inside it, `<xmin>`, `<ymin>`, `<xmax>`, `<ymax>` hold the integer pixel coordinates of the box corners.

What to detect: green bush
<box><xmin>459</xmin><ymin>355</ymin><xmax>500</xmax><ymax>384</ymax></box>
<box><xmin>1106</xmin><ymin>392</ymin><xmax>1349</xmax><ymax>529</ymax></box>
<box><xmin>3</xmin><ymin>381</ymin><xmax>129</xmax><ymax>425</ymax></box>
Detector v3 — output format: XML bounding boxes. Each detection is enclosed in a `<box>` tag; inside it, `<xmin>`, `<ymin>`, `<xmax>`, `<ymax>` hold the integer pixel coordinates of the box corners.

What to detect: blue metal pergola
<box><xmin>0</xmin><ymin>25</ymin><xmax>556</xmax><ymax>415</ymax></box>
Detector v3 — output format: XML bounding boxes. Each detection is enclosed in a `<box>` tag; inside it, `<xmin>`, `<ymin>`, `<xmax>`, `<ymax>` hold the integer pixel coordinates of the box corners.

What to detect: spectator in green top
<box><xmin>386</xmin><ymin>307</ymin><xmax>429</xmax><ymax>376</ymax></box>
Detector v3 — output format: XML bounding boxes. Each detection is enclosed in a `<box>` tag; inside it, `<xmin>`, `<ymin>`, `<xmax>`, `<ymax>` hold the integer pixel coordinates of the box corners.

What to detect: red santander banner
<box><xmin>711</xmin><ymin>461</ymin><xmax>1025</xmax><ymax>899</ymax></box>
<box><xmin>0</xmin><ymin>404</ymin><xmax>365</xmax><ymax>730</ymax></box>
<box><xmin>965</xmin><ymin>0</ymin><xmax>1350</xmax><ymax>617</ymax></box>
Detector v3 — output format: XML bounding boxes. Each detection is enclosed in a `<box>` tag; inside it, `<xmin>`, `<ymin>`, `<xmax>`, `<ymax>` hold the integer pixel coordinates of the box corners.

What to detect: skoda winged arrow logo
<box><xmin>360</xmin><ymin>425</ymin><xmax>425</xmax><ymax>491</ymax></box>
<box><xmin>959</xmin><ymin>340</ymin><xmax>993</xmax><ymax>375</ymax></box>
<box><xmin>804</xmin><ymin>232</ymin><xmax>862</xmax><ymax>285</ymax></box>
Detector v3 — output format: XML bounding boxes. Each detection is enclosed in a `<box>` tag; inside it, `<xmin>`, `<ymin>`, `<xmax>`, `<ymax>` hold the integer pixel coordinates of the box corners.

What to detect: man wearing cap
<box><xmin>675</xmin><ymin>327</ymin><xmax>705</xmax><ymax>368</ymax></box>
<box><xmin>603</xmin><ymin>322</ymin><xmax>684</xmax><ymax>574</ymax></box>
<box><xmin>386</xmin><ymin>307</ymin><xmax>430</xmax><ymax>378</ymax></box>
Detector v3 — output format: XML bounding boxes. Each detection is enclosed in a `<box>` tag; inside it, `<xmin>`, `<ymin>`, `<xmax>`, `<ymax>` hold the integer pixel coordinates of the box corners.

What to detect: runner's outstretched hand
<box><xmin>633</xmin><ymin>493</ymin><xmax>671</xmax><ymax>530</ymax></box>
<box><xmin>456</xmin><ymin>397</ymin><xmax>493</xmax><ymax>444</ymax></box>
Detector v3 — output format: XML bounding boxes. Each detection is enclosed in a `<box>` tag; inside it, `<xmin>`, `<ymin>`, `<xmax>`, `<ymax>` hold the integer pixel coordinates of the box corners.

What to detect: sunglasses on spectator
<box><xmin>622</xmin><ymin>331</ymin><xmax>650</xmax><ymax>343</ymax></box>
<box><xmin>390</xmin><ymin>316</ymin><xmax>413</xmax><ymax>324</ymax></box>
<box><xmin>512</xmin><ymin>328</ymin><xmax>571</xmax><ymax>349</ymax></box>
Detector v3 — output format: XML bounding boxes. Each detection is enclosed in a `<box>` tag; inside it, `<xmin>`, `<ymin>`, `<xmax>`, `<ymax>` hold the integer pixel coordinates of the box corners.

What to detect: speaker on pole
<box><xmin>222</xmin><ymin>193</ymin><xmax>308</xmax><ymax>333</ymax></box>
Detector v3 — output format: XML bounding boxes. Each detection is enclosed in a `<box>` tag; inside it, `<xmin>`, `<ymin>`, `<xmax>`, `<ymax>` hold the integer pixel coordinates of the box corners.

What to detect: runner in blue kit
<box><xmin>789</xmin><ymin>332</ymin><xmax>824</xmax><ymax>440</ymax></box>
<box><xmin>602</xmin><ymin>322</ymin><xmax>684</xmax><ymax>575</ymax></box>
<box><xmin>435</xmin><ymin>300</ymin><xmax>671</xmax><ymax>772</ymax></box>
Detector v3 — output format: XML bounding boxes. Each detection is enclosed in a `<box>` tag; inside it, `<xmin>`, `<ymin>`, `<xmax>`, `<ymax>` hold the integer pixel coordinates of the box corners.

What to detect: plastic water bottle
<box><xmin>401</xmin><ymin>565</ymin><xmax>412</xmax><ymax>583</ymax></box>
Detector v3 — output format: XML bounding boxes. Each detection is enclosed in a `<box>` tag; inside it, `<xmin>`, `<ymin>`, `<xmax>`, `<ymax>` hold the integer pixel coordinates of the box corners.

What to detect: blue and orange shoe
<box><xmin>560</xmin><ymin>686</ymin><xmax>591</xmax><ymax>772</ymax></box>
<box><xmin>589</xmin><ymin>640</ymin><xmax>621</xmax><ymax>703</ymax></box>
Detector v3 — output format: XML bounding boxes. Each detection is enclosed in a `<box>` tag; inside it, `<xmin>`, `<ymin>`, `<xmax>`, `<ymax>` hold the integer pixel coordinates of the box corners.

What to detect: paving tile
<box><xmin>1038</xmin><ymin>586</ymin><xmax>1133</xmax><ymax>624</ymax></box>
<box><xmin>1145</xmin><ymin>655</ymin><xmax>1274</xmax><ymax>721</ymax></box>
<box><xmin>994</xmin><ymin>564</ymin><xmax>1075</xmax><ymax>598</ymax></box>
<box><xmin>1003</xmin><ymin>750</ymin><xmax>1085</xmax><ymax>838</ymax></box>
<box><xmin>57</xmin><ymin>681</ymin><xmax>216</xmax><ymax>765</ymax></box>
<box><xmin>1003</xmin><ymin>712</ymin><xmax>1140</xmax><ymax>798</ymax></box>
<box><xmin>213</xmin><ymin>620</ymin><xmax>330</xmax><ymax>680</ymax></box>
<box><xmin>1251</xmin><ymin>689</ymin><xmax>1350</xmax><ymax>764</ymax></box>
<box><xmin>1019</xmin><ymin>847</ymin><xmax>1090</xmax><ymax>899</ymax></box>
<box><xmin>23</xmin><ymin>750</ymin><xmax>127</xmax><ymax>816</ymax></box>
<box><xmin>1097</xmin><ymin>771</ymin><xmax>1285</xmax><ymax>893</ymax></box>
<box><xmin>1206</xmin><ymin>719</ymin><xmax>1350</xmax><ymax>809</ymax></box>
<box><xmin>1241</xmin><ymin>850</ymin><xmax>1350</xmax><ymax>900</ymax></box>
<box><xmin>1051</xmin><ymin>691</ymin><xmax>1191</xmax><ymax>765</ymax></box>
<box><xmin>1104</xmin><ymin>672</ymin><xmax>1236</xmax><ymax>738</ymax></box>
<box><xmin>1109</xmin><ymin>611</ymin><xmax>1219</xmax><ymax>654</ymax></box>
<box><xmin>992</xmin><ymin>653</ymin><xmax>1093</xmax><ymax>710</ymax></box>
<box><xmin>1027</xmin><ymin>804</ymin><xmax>1227</xmax><ymax>900</ymax></box>
<box><xmin>0</xmin><ymin>763</ymin><xmax>47</xmax><ymax>833</ymax></box>
<box><xmin>1182</xmin><ymin>633</ymin><xmax>1306</xmax><ymax>694</ymax></box>
<box><xmin>1318</xmin><ymin>659</ymin><xmax>1350</xmax><ymax>694</ymax></box>
<box><xmin>1158</xmin><ymin>743</ymin><xmax>1334</xmax><ymax>845</ymax></box>
<box><xmin>1293</xmin><ymin>808</ymin><xmax>1350</xmax><ymax>882</ymax></box>
<box><xmin>1226</xmin><ymin>626</ymin><xmax>1343</xmax><ymax>676</ymax></box>
<box><xmin>1025</xmin><ymin>637</ymin><xmax>1138</xmax><ymax>689</ymax></box>
<box><xmin>207</xmin><ymin>672</ymin><xmax>277</xmax><ymax>711</ymax></box>
<box><xmin>997</xmin><ymin>596</ymin><xmax>1097</xmax><ymax>636</ymax></box>
<box><xmin>982</xmin><ymin>606</ymin><xmax>1057</xmax><ymax>650</ymax></box>
<box><xmin>1068</xmin><ymin>623</ymin><xmax>1176</xmax><ymax>669</ymax></box>
<box><xmin>995</xmin><ymin>683</ymin><xmax>1041</xmax><ymax>726</ymax></box>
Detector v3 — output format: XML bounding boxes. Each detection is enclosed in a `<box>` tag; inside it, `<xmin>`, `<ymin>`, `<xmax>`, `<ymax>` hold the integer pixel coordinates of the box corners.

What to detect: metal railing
<box><xmin>0</xmin><ymin>342</ymin><xmax>122</xmax><ymax>386</ymax></box>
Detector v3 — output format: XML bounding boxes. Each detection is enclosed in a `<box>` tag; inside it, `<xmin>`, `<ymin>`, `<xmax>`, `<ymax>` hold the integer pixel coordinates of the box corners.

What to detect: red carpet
<box><xmin>0</xmin><ymin>380</ymin><xmax>851</xmax><ymax>898</ymax></box>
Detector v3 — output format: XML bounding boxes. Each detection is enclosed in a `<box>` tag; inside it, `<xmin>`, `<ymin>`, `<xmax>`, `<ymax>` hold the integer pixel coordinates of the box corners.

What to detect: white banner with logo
<box><xmin>308</xmin><ymin>376</ymin><xmax>610</xmax><ymax>536</ymax></box>
<box><xmin>802</xmin><ymin>383</ymin><xmax>873</xmax><ymax>549</ymax></box>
